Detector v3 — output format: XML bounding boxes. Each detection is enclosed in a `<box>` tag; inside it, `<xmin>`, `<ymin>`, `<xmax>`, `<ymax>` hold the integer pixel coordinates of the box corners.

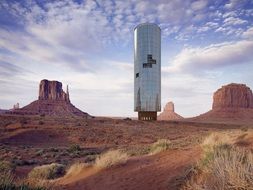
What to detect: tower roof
<box><xmin>134</xmin><ymin>23</ymin><xmax>161</xmax><ymax>31</ymax></box>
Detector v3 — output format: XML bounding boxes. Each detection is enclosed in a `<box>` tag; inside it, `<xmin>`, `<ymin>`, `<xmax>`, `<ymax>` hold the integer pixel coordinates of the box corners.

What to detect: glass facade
<box><xmin>134</xmin><ymin>23</ymin><xmax>161</xmax><ymax>112</ymax></box>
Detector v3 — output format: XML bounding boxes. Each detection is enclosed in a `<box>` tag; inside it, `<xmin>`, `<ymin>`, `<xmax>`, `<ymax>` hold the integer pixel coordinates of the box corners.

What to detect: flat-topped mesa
<box><xmin>212</xmin><ymin>83</ymin><xmax>253</xmax><ymax>110</ymax></box>
<box><xmin>190</xmin><ymin>83</ymin><xmax>253</xmax><ymax>123</ymax></box>
<box><xmin>38</xmin><ymin>79</ymin><xmax>70</xmax><ymax>102</ymax></box>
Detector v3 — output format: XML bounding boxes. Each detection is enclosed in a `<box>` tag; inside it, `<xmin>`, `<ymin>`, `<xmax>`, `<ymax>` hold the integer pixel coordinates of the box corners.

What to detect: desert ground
<box><xmin>0</xmin><ymin>114</ymin><xmax>252</xmax><ymax>190</ymax></box>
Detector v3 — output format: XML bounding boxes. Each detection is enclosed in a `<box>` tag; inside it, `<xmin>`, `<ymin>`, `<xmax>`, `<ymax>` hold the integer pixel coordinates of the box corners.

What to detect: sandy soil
<box><xmin>0</xmin><ymin>114</ymin><xmax>252</xmax><ymax>189</ymax></box>
<box><xmin>57</xmin><ymin>148</ymin><xmax>201</xmax><ymax>190</ymax></box>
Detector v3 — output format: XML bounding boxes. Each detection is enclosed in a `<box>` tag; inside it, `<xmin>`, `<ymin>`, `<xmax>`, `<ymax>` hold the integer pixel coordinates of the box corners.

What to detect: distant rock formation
<box><xmin>9</xmin><ymin>79</ymin><xmax>88</xmax><ymax>117</ymax></box>
<box><xmin>158</xmin><ymin>102</ymin><xmax>183</xmax><ymax>120</ymax></box>
<box><xmin>39</xmin><ymin>80</ymin><xmax>70</xmax><ymax>102</ymax></box>
<box><xmin>213</xmin><ymin>83</ymin><xmax>253</xmax><ymax>110</ymax></box>
<box><xmin>191</xmin><ymin>83</ymin><xmax>253</xmax><ymax>122</ymax></box>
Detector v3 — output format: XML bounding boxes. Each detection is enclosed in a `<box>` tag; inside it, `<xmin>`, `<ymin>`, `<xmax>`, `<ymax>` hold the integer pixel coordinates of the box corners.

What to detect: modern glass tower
<box><xmin>134</xmin><ymin>23</ymin><xmax>161</xmax><ymax>120</ymax></box>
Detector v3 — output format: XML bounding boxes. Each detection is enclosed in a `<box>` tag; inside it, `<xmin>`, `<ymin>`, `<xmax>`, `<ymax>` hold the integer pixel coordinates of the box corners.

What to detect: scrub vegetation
<box><xmin>95</xmin><ymin>150</ymin><xmax>129</xmax><ymax>169</ymax></box>
<box><xmin>181</xmin><ymin>131</ymin><xmax>253</xmax><ymax>190</ymax></box>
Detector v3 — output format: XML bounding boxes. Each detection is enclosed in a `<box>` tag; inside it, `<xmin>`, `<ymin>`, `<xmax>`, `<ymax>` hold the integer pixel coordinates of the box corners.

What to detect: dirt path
<box><xmin>57</xmin><ymin>147</ymin><xmax>201</xmax><ymax>190</ymax></box>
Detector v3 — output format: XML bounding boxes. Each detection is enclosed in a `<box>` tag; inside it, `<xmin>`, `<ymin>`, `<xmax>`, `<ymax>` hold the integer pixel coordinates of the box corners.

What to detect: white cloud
<box><xmin>223</xmin><ymin>17</ymin><xmax>248</xmax><ymax>26</ymax></box>
<box><xmin>191</xmin><ymin>0</ymin><xmax>208</xmax><ymax>11</ymax></box>
<box><xmin>165</xmin><ymin>40</ymin><xmax>253</xmax><ymax>73</ymax></box>
<box><xmin>205</xmin><ymin>22</ymin><xmax>219</xmax><ymax>28</ymax></box>
<box><xmin>222</xmin><ymin>11</ymin><xmax>237</xmax><ymax>18</ymax></box>
<box><xmin>242</xmin><ymin>27</ymin><xmax>253</xmax><ymax>39</ymax></box>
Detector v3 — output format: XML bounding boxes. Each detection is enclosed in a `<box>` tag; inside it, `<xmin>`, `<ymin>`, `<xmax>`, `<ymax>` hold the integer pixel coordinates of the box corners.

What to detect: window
<box><xmin>143</xmin><ymin>54</ymin><xmax>156</xmax><ymax>68</ymax></box>
<box><xmin>136</xmin><ymin>73</ymin><xmax>139</xmax><ymax>78</ymax></box>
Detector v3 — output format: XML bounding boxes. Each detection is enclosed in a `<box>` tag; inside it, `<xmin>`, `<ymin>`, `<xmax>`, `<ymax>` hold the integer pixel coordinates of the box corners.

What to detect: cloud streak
<box><xmin>165</xmin><ymin>40</ymin><xmax>253</xmax><ymax>73</ymax></box>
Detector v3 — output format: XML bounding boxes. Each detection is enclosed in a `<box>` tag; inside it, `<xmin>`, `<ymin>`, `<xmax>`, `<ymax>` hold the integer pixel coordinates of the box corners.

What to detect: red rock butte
<box><xmin>158</xmin><ymin>102</ymin><xmax>183</xmax><ymax>121</ymax></box>
<box><xmin>192</xmin><ymin>83</ymin><xmax>253</xmax><ymax>122</ymax></box>
<box><xmin>9</xmin><ymin>79</ymin><xmax>88</xmax><ymax>117</ymax></box>
<box><xmin>212</xmin><ymin>83</ymin><xmax>253</xmax><ymax>110</ymax></box>
<box><xmin>39</xmin><ymin>79</ymin><xmax>70</xmax><ymax>102</ymax></box>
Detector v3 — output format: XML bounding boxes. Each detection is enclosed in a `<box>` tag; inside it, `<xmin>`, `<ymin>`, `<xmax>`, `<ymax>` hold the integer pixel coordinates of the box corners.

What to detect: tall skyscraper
<box><xmin>134</xmin><ymin>23</ymin><xmax>161</xmax><ymax>120</ymax></box>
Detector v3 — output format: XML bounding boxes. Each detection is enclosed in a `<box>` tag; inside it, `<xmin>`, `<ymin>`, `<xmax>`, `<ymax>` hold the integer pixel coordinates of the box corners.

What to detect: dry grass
<box><xmin>0</xmin><ymin>161</ymin><xmax>15</xmax><ymax>189</ymax></box>
<box><xmin>181</xmin><ymin>132</ymin><xmax>253</xmax><ymax>190</ymax></box>
<box><xmin>201</xmin><ymin>132</ymin><xmax>231</xmax><ymax>150</ymax></box>
<box><xmin>0</xmin><ymin>161</ymin><xmax>52</xmax><ymax>190</ymax></box>
<box><xmin>22</xmin><ymin>178</ymin><xmax>55</xmax><ymax>190</ymax></box>
<box><xmin>149</xmin><ymin>139</ymin><xmax>171</xmax><ymax>155</ymax></box>
<box><xmin>95</xmin><ymin>150</ymin><xmax>129</xmax><ymax>169</ymax></box>
<box><xmin>65</xmin><ymin>162</ymin><xmax>89</xmax><ymax>177</ymax></box>
<box><xmin>28</xmin><ymin>163</ymin><xmax>65</xmax><ymax>180</ymax></box>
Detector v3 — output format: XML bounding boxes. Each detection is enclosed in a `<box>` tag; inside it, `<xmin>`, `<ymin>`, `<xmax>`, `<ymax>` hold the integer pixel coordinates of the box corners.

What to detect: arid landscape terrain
<box><xmin>1</xmin><ymin>0</ymin><xmax>253</xmax><ymax>189</ymax></box>
<box><xmin>0</xmin><ymin>80</ymin><xmax>253</xmax><ymax>190</ymax></box>
<box><xmin>0</xmin><ymin>114</ymin><xmax>252</xmax><ymax>190</ymax></box>
<box><xmin>0</xmin><ymin>81</ymin><xmax>253</xmax><ymax>190</ymax></box>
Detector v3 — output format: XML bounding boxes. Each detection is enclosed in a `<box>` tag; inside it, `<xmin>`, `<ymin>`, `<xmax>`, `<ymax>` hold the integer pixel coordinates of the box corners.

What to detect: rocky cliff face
<box><xmin>158</xmin><ymin>102</ymin><xmax>183</xmax><ymax>120</ymax></box>
<box><xmin>212</xmin><ymin>83</ymin><xmax>253</xmax><ymax>110</ymax></box>
<box><xmin>39</xmin><ymin>79</ymin><xmax>70</xmax><ymax>102</ymax></box>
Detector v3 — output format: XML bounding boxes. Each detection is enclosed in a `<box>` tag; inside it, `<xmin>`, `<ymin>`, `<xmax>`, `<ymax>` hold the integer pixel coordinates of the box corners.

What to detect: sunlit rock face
<box><xmin>39</xmin><ymin>79</ymin><xmax>70</xmax><ymax>102</ymax></box>
<box><xmin>190</xmin><ymin>83</ymin><xmax>253</xmax><ymax>122</ymax></box>
<box><xmin>212</xmin><ymin>83</ymin><xmax>253</xmax><ymax>110</ymax></box>
<box><xmin>158</xmin><ymin>102</ymin><xmax>183</xmax><ymax>121</ymax></box>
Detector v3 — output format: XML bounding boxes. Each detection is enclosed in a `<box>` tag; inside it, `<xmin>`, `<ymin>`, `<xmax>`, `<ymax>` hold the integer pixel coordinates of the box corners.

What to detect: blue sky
<box><xmin>0</xmin><ymin>0</ymin><xmax>253</xmax><ymax>117</ymax></box>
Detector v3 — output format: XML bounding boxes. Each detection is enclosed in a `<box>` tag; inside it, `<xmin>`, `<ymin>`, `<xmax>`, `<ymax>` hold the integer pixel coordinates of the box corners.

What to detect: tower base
<box><xmin>138</xmin><ymin>111</ymin><xmax>157</xmax><ymax>121</ymax></box>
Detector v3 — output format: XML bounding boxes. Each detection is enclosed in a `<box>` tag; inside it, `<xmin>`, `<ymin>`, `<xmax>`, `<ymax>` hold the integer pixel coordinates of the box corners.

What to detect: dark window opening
<box><xmin>143</xmin><ymin>54</ymin><xmax>156</xmax><ymax>68</ymax></box>
<box><xmin>136</xmin><ymin>73</ymin><xmax>139</xmax><ymax>78</ymax></box>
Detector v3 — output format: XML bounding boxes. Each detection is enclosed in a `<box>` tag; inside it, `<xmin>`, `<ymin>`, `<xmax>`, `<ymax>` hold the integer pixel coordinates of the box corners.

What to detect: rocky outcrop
<box><xmin>158</xmin><ymin>102</ymin><xmax>183</xmax><ymax>120</ymax></box>
<box><xmin>39</xmin><ymin>80</ymin><xmax>70</xmax><ymax>102</ymax></box>
<box><xmin>191</xmin><ymin>83</ymin><xmax>253</xmax><ymax>123</ymax></box>
<box><xmin>9</xmin><ymin>79</ymin><xmax>88</xmax><ymax>117</ymax></box>
<box><xmin>213</xmin><ymin>83</ymin><xmax>253</xmax><ymax>110</ymax></box>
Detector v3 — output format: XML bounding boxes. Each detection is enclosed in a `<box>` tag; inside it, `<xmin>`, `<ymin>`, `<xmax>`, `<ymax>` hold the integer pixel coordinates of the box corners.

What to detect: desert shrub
<box><xmin>84</xmin><ymin>154</ymin><xmax>98</xmax><ymax>163</ymax></box>
<box><xmin>149</xmin><ymin>139</ymin><xmax>171</xmax><ymax>155</ymax></box>
<box><xmin>0</xmin><ymin>172</ymin><xmax>15</xmax><ymax>190</ymax></box>
<box><xmin>0</xmin><ymin>160</ymin><xmax>15</xmax><ymax>173</ymax></box>
<box><xmin>199</xmin><ymin>132</ymin><xmax>232</xmax><ymax>168</ymax></box>
<box><xmin>21</xmin><ymin>178</ymin><xmax>54</xmax><ymax>190</ymax></box>
<box><xmin>28</xmin><ymin>163</ymin><xmax>65</xmax><ymax>180</ymax></box>
<box><xmin>0</xmin><ymin>161</ymin><xmax>15</xmax><ymax>190</ymax></box>
<box><xmin>181</xmin><ymin>132</ymin><xmax>253</xmax><ymax>190</ymax></box>
<box><xmin>65</xmin><ymin>162</ymin><xmax>89</xmax><ymax>177</ymax></box>
<box><xmin>68</xmin><ymin>144</ymin><xmax>81</xmax><ymax>153</ymax></box>
<box><xmin>201</xmin><ymin>132</ymin><xmax>231</xmax><ymax>152</ymax></box>
<box><xmin>95</xmin><ymin>150</ymin><xmax>129</xmax><ymax>169</ymax></box>
<box><xmin>126</xmin><ymin>146</ymin><xmax>150</xmax><ymax>156</ymax></box>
